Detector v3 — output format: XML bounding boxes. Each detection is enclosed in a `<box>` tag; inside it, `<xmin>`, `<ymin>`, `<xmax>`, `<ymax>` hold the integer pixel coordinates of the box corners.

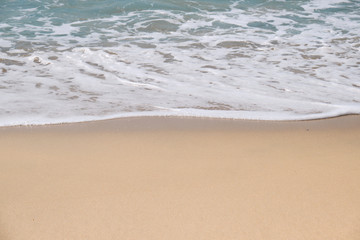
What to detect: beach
<box><xmin>1</xmin><ymin>116</ymin><xmax>360</xmax><ymax>240</ymax></box>
<box><xmin>1</xmin><ymin>0</ymin><xmax>360</xmax><ymax>239</ymax></box>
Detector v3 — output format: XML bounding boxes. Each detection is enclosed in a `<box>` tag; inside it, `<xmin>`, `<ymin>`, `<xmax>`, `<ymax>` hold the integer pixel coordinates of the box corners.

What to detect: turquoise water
<box><xmin>1</xmin><ymin>0</ymin><xmax>360</xmax><ymax>126</ymax></box>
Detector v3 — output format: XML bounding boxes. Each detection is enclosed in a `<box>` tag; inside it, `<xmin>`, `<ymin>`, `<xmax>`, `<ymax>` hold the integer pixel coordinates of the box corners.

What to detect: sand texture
<box><xmin>1</xmin><ymin>116</ymin><xmax>360</xmax><ymax>240</ymax></box>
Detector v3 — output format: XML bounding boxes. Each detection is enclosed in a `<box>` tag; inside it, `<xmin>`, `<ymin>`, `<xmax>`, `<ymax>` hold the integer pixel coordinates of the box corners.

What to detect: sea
<box><xmin>1</xmin><ymin>0</ymin><xmax>360</xmax><ymax>126</ymax></box>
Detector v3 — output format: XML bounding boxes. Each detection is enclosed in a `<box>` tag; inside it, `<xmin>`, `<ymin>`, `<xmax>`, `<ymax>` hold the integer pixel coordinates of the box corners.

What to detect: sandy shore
<box><xmin>1</xmin><ymin>116</ymin><xmax>360</xmax><ymax>240</ymax></box>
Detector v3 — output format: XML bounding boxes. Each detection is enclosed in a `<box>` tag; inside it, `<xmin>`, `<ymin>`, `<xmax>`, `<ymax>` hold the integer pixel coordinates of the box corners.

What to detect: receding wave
<box><xmin>1</xmin><ymin>0</ymin><xmax>360</xmax><ymax>126</ymax></box>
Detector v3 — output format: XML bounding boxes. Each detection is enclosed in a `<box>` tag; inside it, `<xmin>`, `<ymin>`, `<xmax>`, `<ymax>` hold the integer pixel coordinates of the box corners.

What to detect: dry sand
<box><xmin>1</xmin><ymin>116</ymin><xmax>360</xmax><ymax>240</ymax></box>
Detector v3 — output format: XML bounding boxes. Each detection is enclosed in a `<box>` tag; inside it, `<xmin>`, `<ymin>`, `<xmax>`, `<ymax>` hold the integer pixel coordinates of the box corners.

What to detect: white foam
<box><xmin>1</xmin><ymin>0</ymin><xmax>360</xmax><ymax>126</ymax></box>
<box><xmin>0</xmin><ymin>39</ymin><xmax>12</xmax><ymax>48</ymax></box>
<box><xmin>2</xmin><ymin>105</ymin><xmax>360</xmax><ymax>127</ymax></box>
<box><xmin>308</xmin><ymin>0</ymin><xmax>350</xmax><ymax>9</ymax></box>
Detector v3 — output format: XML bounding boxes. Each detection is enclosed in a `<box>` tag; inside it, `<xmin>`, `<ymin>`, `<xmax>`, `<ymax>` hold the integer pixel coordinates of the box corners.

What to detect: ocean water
<box><xmin>1</xmin><ymin>0</ymin><xmax>360</xmax><ymax>126</ymax></box>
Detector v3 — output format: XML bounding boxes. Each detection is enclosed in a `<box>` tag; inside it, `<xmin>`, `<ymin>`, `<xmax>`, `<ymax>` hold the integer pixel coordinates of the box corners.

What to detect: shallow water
<box><xmin>1</xmin><ymin>0</ymin><xmax>360</xmax><ymax>126</ymax></box>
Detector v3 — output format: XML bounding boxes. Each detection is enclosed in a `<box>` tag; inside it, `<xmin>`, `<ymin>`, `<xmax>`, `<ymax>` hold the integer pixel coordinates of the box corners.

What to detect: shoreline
<box><xmin>1</xmin><ymin>115</ymin><xmax>360</xmax><ymax>240</ymax></box>
<box><xmin>1</xmin><ymin>110</ymin><xmax>359</xmax><ymax>129</ymax></box>
<box><xmin>2</xmin><ymin>114</ymin><xmax>360</xmax><ymax>132</ymax></box>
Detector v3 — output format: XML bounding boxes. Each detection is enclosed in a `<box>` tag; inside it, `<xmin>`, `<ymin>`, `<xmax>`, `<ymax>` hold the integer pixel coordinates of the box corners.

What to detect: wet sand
<box><xmin>1</xmin><ymin>116</ymin><xmax>360</xmax><ymax>240</ymax></box>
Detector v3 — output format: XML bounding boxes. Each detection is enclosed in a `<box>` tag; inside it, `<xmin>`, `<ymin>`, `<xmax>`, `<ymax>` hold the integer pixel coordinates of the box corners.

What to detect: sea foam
<box><xmin>0</xmin><ymin>0</ymin><xmax>360</xmax><ymax>126</ymax></box>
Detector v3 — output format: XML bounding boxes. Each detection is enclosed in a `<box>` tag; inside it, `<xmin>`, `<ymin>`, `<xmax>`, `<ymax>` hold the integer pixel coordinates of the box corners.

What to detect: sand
<box><xmin>1</xmin><ymin>116</ymin><xmax>360</xmax><ymax>240</ymax></box>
